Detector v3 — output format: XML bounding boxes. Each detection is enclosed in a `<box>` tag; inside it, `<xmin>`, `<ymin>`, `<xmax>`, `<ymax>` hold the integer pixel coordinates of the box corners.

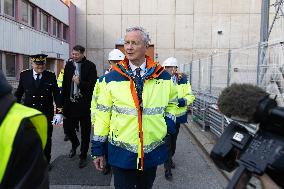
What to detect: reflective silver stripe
<box><xmin>109</xmin><ymin>139</ymin><xmax>165</xmax><ymax>153</ymax></box>
<box><xmin>109</xmin><ymin>139</ymin><xmax>138</xmax><ymax>153</ymax></box>
<box><xmin>165</xmin><ymin>112</ymin><xmax>176</xmax><ymax>122</ymax></box>
<box><xmin>96</xmin><ymin>104</ymin><xmax>112</xmax><ymax>112</ymax></box>
<box><xmin>112</xmin><ymin>105</ymin><xmax>137</xmax><ymax>115</ymax></box>
<box><xmin>144</xmin><ymin>140</ymin><xmax>164</xmax><ymax>153</ymax></box>
<box><xmin>112</xmin><ymin>105</ymin><xmax>165</xmax><ymax>116</ymax></box>
<box><xmin>143</xmin><ymin>107</ymin><xmax>165</xmax><ymax>115</ymax></box>
<box><xmin>176</xmin><ymin>111</ymin><xmax>187</xmax><ymax>118</ymax></box>
<box><xmin>93</xmin><ymin>135</ymin><xmax>108</xmax><ymax>142</ymax></box>
<box><xmin>169</xmin><ymin>97</ymin><xmax>178</xmax><ymax>103</ymax></box>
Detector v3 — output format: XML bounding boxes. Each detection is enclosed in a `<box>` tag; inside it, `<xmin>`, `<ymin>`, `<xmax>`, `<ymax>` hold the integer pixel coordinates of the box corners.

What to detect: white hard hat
<box><xmin>162</xmin><ymin>57</ymin><xmax>178</xmax><ymax>67</ymax></box>
<box><xmin>108</xmin><ymin>49</ymin><xmax>125</xmax><ymax>61</ymax></box>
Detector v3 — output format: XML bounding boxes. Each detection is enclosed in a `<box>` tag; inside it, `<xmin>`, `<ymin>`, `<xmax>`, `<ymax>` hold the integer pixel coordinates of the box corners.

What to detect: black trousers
<box><xmin>44</xmin><ymin>116</ymin><xmax>53</xmax><ymax>163</ymax></box>
<box><xmin>65</xmin><ymin>115</ymin><xmax>91</xmax><ymax>159</ymax></box>
<box><xmin>112</xmin><ymin>166</ymin><xmax>157</xmax><ymax>189</ymax></box>
<box><xmin>164</xmin><ymin>123</ymin><xmax>181</xmax><ymax>170</ymax></box>
<box><xmin>171</xmin><ymin>123</ymin><xmax>181</xmax><ymax>156</ymax></box>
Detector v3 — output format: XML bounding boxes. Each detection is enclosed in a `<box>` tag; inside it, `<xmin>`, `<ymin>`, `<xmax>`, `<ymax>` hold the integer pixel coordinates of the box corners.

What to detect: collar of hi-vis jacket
<box><xmin>113</xmin><ymin>55</ymin><xmax>164</xmax><ymax>80</ymax></box>
<box><xmin>112</xmin><ymin>55</ymin><xmax>164</xmax><ymax>171</ymax></box>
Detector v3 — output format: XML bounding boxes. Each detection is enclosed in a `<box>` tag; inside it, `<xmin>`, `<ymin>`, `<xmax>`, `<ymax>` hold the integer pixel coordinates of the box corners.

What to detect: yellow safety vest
<box><xmin>57</xmin><ymin>70</ymin><xmax>64</xmax><ymax>88</ymax></box>
<box><xmin>0</xmin><ymin>103</ymin><xmax>47</xmax><ymax>182</ymax></box>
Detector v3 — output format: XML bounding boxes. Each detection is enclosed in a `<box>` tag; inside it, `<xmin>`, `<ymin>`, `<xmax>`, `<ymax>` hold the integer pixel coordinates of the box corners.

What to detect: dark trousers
<box><xmin>171</xmin><ymin>123</ymin><xmax>180</xmax><ymax>156</ymax></box>
<box><xmin>112</xmin><ymin>166</ymin><xmax>157</xmax><ymax>189</ymax></box>
<box><xmin>164</xmin><ymin>123</ymin><xmax>181</xmax><ymax>170</ymax></box>
<box><xmin>65</xmin><ymin>115</ymin><xmax>91</xmax><ymax>159</ymax></box>
<box><xmin>44</xmin><ymin>116</ymin><xmax>53</xmax><ymax>163</ymax></box>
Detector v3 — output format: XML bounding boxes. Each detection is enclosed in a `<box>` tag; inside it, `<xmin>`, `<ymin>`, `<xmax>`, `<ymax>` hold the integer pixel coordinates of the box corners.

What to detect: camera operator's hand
<box><xmin>256</xmin><ymin>174</ymin><xmax>281</xmax><ymax>189</ymax></box>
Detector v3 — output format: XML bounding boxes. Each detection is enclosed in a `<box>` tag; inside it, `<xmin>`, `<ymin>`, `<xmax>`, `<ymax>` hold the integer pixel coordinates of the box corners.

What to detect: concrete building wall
<box><xmin>72</xmin><ymin>0</ymin><xmax>283</xmax><ymax>76</ymax></box>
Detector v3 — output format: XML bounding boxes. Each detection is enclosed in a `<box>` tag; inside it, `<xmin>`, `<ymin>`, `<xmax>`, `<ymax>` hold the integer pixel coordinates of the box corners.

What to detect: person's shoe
<box><xmin>48</xmin><ymin>164</ymin><xmax>53</xmax><ymax>171</ymax></box>
<box><xmin>165</xmin><ymin>169</ymin><xmax>173</xmax><ymax>181</ymax></box>
<box><xmin>103</xmin><ymin>165</ymin><xmax>111</xmax><ymax>175</ymax></box>
<box><xmin>64</xmin><ymin>135</ymin><xmax>69</xmax><ymax>141</ymax></box>
<box><xmin>79</xmin><ymin>158</ymin><xmax>87</xmax><ymax>168</ymax></box>
<box><xmin>69</xmin><ymin>148</ymin><xmax>76</xmax><ymax>158</ymax></box>
<box><xmin>171</xmin><ymin>160</ymin><xmax>175</xmax><ymax>169</ymax></box>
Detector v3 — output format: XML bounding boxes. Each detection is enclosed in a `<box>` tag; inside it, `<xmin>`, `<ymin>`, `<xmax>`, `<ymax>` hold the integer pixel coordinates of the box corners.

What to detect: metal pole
<box><xmin>209</xmin><ymin>55</ymin><xmax>213</xmax><ymax>93</ymax></box>
<box><xmin>257</xmin><ymin>0</ymin><xmax>270</xmax><ymax>85</ymax></box>
<box><xmin>227</xmin><ymin>49</ymin><xmax>232</xmax><ymax>86</ymax></box>
<box><xmin>198</xmin><ymin>59</ymin><xmax>201</xmax><ymax>91</ymax></box>
<box><xmin>190</xmin><ymin>61</ymin><xmax>193</xmax><ymax>84</ymax></box>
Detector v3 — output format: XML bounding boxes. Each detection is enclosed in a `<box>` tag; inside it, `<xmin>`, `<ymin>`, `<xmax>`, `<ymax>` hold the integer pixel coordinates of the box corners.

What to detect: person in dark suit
<box><xmin>62</xmin><ymin>45</ymin><xmax>97</xmax><ymax>168</ymax></box>
<box><xmin>14</xmin><ymin>54</ymin><xmax>62</xmax><ymax>168</ymax></box>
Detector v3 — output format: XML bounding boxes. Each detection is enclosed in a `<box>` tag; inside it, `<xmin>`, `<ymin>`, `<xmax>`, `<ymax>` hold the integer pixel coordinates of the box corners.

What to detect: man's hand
<box><xmin>72</xmin><ymin>75</ymin><xmax>80</xmax><ymax>85</ymax></box>
<box><xmin>52</xmin><ymin>114</ymin><xmax>63</xmax><ymax>125</ymax></box>
<box><xmin>93</xmin><ymin>156</ymin><xmax>105</xmax><ymax>171</ymax></box>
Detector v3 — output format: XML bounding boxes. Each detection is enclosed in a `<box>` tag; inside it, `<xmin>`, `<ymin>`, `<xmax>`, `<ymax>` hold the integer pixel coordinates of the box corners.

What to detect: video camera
<box><xmin>210</xmin><ymin>97</ymin><xmax>284</xmax><ymax>189</ymax></box>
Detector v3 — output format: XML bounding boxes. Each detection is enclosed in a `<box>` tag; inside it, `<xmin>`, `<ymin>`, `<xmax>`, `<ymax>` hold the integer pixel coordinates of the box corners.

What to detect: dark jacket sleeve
<box><xmin>78</xmin><ymin>60</ymin><xmax>97</xmax><ymax>91</ymax></box>
<box><xmin>0</xmin><ymin>119</ymin><xmax>49</xmax><ymax>189</ymax></box>
<box><xmin>14</xmin><ymin>72</ymin><xmax>24</xmax><ymax>103</ymax></box>
<box><xmin>50</xmin><ymin>72</ymin><xmax>62</xmax><ymax>110</ymax></box>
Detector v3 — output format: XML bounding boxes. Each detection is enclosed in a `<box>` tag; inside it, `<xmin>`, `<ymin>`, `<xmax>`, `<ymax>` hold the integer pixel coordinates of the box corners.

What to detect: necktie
<box><xmin>134</xmin><ymin>68</ymin><xmax>143</xmax><ymax>107</ymax></box>
<box><xmin>35</xmin><ymin>73</ymin><xmax>40</xmax><ymax>88</ymax></box>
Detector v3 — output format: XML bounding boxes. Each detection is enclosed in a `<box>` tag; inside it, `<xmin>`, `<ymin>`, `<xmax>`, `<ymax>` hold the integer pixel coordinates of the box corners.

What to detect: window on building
<box><xmin>5</xmin><ymin>53</ymin><xmax>16</xmax><ymax>77</ymax></box>
<box><xmin>57</xmin><ymin>21</ymin><xmax>61</xmax><ymax>38</ymax></box>
<box><xmin>23</xmin><ymin>55</ymin><xmax>30</xmax><ymax>70</ymax></box>
<box><xmin>29</xmin><ymin>5</ymin><xmax>35</xmax><ymax>27</ymax></box>
<box><xmin>21</xmin><ymin>0</ymin><xmax>28</xmax><ymax>23</ymax></box>
<box><xmin>21</xmin><ymin>0</ymin><xmax>35</xmax><ymax>27</ymax></box>
<box><xmin>53</xmin><ymin>18</ymin><xmax>57</xmax><ymax>36</ymax></box>
<box><xmin>4</xmin><ymin>0</ymin><xmax>15</xmax><ymax>17</ymax></box>
<box><xmin>41</xmin><ymin>12</ymin><xmax>48</xmax><ymax>32</ymax></box>
<box><xmin>63</xmin><ymin>24</ymin><xmax>68</xmax><ymax>41</ymax></box>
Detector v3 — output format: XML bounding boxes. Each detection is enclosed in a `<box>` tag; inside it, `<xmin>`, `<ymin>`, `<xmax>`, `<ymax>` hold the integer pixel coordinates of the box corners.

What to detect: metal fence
<box><xmin>181</xmin><ymin>40</ymin><xmax>284</xmax><ymax>137</ymax></box>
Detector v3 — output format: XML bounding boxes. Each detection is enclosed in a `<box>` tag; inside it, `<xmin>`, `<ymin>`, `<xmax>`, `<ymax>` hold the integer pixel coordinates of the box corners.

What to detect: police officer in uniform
<box><xmin>14</xmin><ymin>54</ymin><xmax>62</xmax><ymax>167</ymax></box>
<box><xmin>0</xmin><ymin>71</ymin><xmax>49</xmax><ymax>188</ymax></box>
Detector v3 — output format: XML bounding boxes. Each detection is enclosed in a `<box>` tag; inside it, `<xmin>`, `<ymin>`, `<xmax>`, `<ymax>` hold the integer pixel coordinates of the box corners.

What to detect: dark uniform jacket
<box><xmin>14</xmin><ymin>69</ymin><xmax>61</xmax><ymax>120</ymax></box>
<box><xmin>0</xmin><ymin>94</ymin><xmax>49</xmax><ymax>189</ymax></box>
<box><xmin>62</xmin><ymin>57</ymin><xmax>97</xmax><ymax>117</ymax></box>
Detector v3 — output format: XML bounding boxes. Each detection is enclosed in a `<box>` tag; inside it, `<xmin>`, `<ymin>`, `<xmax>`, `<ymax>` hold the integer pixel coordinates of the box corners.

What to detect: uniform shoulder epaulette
<box><xmin>21</xmin><ymin>69</ymin><xmax>30</xmax><ymax>73</ymax></box>
<box><xmin>46</xmin><ymin>70</ymin><xmax>54</xmax><ymax>73</ymax></box>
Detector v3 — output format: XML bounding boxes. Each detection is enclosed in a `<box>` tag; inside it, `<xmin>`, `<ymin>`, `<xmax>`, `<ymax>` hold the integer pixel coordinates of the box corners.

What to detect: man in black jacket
<box><xmin>14</xmin><ymin>54</ymin><xmax>62</xmax><ymax>168</ymax></box>
<box><xmin>62</xmin><ymin>45</ymin><xmax>97</xmax><ymax>168</ymax></box>
<box><xmin>0</xmin><ymin>71</ymin><xmax>49</xmax><ymax>189</ymax></box>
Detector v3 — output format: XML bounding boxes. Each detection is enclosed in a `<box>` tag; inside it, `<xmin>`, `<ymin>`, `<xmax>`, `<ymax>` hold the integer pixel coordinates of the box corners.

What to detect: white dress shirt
<box><xmin>129</xmin><ymin>59</ymin><xmax>147</xmax><ymax>77</ymax></box>
<box><xmin>33</xmin><ymin>69</ymin><xmax>42</xmax><ymax>80</ymax></box>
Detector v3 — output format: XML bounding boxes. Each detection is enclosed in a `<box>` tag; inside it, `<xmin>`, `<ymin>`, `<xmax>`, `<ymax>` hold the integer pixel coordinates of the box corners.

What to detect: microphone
<box><xmin>217</xmin><ymin>83</ymin><xmax>284</xmax><ymax>135</ymax></box>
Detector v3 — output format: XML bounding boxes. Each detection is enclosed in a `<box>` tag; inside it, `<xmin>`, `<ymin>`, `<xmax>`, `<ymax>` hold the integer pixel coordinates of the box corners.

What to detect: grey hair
<box><xmin>125</xmin><ymin>26</ymin><xmax>150</xmax><ymax>45</ymax></box>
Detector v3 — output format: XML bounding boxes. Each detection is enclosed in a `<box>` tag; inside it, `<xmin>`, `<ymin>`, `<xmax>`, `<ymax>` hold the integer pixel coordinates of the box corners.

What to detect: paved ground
<box><xmin>49</xmin><ymin>122</ymin><xmax>228</xmax><ymax>189</ymax></box>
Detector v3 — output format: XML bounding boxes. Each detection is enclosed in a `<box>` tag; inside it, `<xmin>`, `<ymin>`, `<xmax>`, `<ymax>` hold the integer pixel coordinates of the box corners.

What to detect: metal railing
<box><xmin>182</xmin><ymin>40</ymin><xmax>284</xmax><ymax>137</ymax></box>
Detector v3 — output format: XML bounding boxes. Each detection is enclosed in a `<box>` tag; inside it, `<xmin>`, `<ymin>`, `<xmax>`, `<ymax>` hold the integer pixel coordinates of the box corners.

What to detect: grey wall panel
<box><xmin>29</xmin><ymin>0</ymin><xmax>69</xmax><ymax>25</ymax></box>
<box><xmin>0</xmin><ymin>16</ymin><xmax>69</xmax><ymax>60</ymax></box>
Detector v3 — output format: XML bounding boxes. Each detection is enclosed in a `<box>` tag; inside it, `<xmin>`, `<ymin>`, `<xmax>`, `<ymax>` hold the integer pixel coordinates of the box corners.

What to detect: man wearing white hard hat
<box><xmin>91</xmin><ymin>49</ymin><xmax>125</xmax><ymax>175</ymax></box>
<box><xmin>105</xmin><ymin>49</ymin><xmax>125</xmax><ymax>74</ymax></box>
<box><xmin>162</xmin><ymin>57</ymin><xmax>195</xmax><ymax>180</ymax></box>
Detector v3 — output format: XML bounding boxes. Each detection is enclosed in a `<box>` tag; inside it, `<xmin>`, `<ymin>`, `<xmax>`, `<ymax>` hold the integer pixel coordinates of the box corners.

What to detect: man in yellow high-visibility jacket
<box><xmin>91</xmin><ymin>26</ymin><xmax>178</xmax><ymax>189</ymax></box>
<box><xmin>162</xmin><ymin>57</ymin><xmax>195</xmax><ymax>180</ymax></box>
<box><xmin>0</xmin><ymin>71</ymin><xmax>49</xmax><ymax>188</ymax></box>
